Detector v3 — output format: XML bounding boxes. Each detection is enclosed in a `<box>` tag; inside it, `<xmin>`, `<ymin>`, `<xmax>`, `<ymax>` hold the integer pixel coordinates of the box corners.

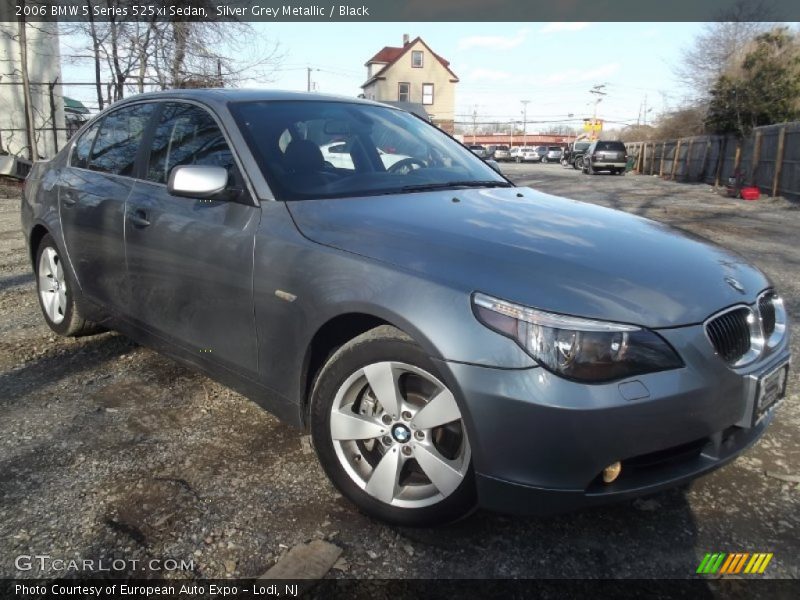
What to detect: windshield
<box><xmin>230</xmin><ymin>101</ymin><xmax>507</xmax><ymax>200</ymax></box>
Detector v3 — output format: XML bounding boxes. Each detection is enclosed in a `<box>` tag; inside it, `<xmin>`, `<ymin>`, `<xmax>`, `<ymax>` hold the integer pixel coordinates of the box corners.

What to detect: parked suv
<box><xmin>542</xmin><ymin>146</ymin><xmax>563</xmax><ymax>163</ymax></box>
<box><xmin>582</xmin><ymin>140</ymin><xmax>628</xmax><ymax>175</ymax></box>
<box><xmin>512</xmin><ymin>147</ymin><xmax>540</xmax><ymax>162</ymax></box>
<box><xmin>21</xmin><ymin>90</ymin><xmax>790</xmax><ymax>527</ymax></box>
<box><xmin>563</xmin><ymin>140</ymin><xmax>592</xmax><ymax>169</ymax></box>
<box><xmin>467</xmin><ymin>145</ymin><xmax>489</xmax><ymax>159</ymax></box>
<box><xmin>491</xmin><ymin>145</ymin><xmax>511</xmax><ymax>161</ymax></box>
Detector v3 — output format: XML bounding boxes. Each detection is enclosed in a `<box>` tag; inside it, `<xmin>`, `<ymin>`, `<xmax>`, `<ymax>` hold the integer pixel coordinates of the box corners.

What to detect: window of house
<box><xmin>146</xmin><ymin>103</ymin><xmax>235</xmax><ymax>184</ymax></box>
<box><xmin>398</xmin><ymin>82</ymin><xmax>410</xmax><ymax>102</ymax></box>
<box><xmin>411</xmin><ymin>51</ymin><xmax>423</xmax><ymax>68</ymax></box>
<box><xmin>422</xmin><ymin>83</ymin><xmax>434</xmax><ymax>105</ymax></box>
<box><xmin>86</xmin><ymin>103</ymin><xmax>155</xmax><ymax>176</ymax></box>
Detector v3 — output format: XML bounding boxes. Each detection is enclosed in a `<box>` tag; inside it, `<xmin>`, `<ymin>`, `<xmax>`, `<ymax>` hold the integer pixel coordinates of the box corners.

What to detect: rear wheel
<box><xmin>35</xmin><ymin>234</ymin><xmax>101</xmax><ymax>337</ymax></box>
<box><xmin>310</xmin><ymin>326</ymin><xmax>476</xmax><ymax>526</ymax></box>
<box><xmin>575</xmin><ymin>156</ymin><xmax>584</xmax><ymax>170</ymax></box>
<box><xmin>541</xmin><ymin>156</ymin><xmax>548</xmax><ymax>164</ymax></box>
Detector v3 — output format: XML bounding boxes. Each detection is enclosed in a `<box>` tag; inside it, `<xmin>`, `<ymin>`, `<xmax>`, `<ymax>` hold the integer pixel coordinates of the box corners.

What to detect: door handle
<box><xmin>62</xmin><ymin>191</ymin><xmax>78</xmax><ymax>206</ymax></box>
<box><xmin>129</xmin><ymin>209</ymin><xmax>151</xmax><ymax>228</ymax></box>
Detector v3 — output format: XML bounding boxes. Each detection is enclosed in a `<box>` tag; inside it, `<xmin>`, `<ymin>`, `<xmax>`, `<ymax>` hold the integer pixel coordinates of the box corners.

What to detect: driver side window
<box><xmin>146</xmin><ymin>103</ymin><xmax>235</xmax><ymax>185</ymax></box>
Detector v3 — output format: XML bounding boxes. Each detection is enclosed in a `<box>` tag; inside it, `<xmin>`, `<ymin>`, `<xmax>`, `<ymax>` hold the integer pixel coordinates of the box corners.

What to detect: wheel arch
<box><xmin>28</xmin><ymin>223</ymin><xmax>50</xmax><ymax>267</ymax></box>
<box><xmin>299</xmin><ymin>309</ymin><xmax>442</xmax><ymax>428</ymax></box>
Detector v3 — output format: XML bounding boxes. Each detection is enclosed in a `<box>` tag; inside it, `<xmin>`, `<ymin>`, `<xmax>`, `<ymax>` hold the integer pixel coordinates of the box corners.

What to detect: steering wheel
<box><xmin>388</xmin><ymin>157</ymin><xmax>427</xmax><ymax>174</ymax></box>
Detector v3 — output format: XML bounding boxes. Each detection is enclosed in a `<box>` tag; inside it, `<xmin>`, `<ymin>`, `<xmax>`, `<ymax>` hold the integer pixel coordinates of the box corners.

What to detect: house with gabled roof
<box><xmin>361</xmin><ymin>34</ymin><xmax>458</xmax><ymax>133</ymax></box>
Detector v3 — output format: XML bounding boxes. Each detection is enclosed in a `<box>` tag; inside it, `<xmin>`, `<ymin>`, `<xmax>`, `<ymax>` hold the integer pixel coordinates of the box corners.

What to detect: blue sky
<box><xmin>62</xmin><ymin>22</ymin><xmax>708</xmax><ymax>131</ymax></box>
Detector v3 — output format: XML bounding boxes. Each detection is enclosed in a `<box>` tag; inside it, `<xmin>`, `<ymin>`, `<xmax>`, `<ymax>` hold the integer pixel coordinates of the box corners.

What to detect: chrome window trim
<box><xmin>66</xmin><ymin>98</ymin><xmax>260</xmax><ymax>207</ymax></box>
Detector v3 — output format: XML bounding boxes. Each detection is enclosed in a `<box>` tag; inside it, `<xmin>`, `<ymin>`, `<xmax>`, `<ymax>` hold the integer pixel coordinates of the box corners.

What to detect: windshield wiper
<box><xmin>400</xmin><ymin>180</ymin><xmax>513</xmax><ymax>192</ymax></box>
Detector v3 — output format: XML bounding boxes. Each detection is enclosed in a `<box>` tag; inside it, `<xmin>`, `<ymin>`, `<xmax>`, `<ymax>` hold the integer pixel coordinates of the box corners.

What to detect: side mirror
<box><xmin>167</xmin><ymin>165</ymin><xmax>229</xmax><ymax>199</ymax></box>
<box><xmin>484</xmin><ymin>158</ymin><xmax>502</xmax><ymax>173</ymax></box>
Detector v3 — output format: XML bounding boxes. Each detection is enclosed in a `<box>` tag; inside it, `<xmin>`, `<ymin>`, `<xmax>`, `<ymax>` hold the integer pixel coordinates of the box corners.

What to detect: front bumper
<box><xmin>435</xmin><ymin>323</ymin><xmax>790</xmax><ymax>515</ymax></box>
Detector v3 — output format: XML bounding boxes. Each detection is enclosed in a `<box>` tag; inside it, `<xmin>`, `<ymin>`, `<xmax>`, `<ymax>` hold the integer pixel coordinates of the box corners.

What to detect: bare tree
<box><xmin>675</xmin><ymin>0</ymin><xmax>775</xmax><ymax>99</ymax></box>
<box><xmin>17</xmin><ymin>15</ymin><xmax>38</xmax><ymax>160</ymax></box>
<box><xmin>61</xmin><ymin>3</ymin><xmax>283</xmax><ymax>101</ymax></box>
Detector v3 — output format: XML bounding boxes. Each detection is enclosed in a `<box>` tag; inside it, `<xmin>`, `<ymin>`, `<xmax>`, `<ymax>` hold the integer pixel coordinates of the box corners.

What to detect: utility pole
<box><xmin>472</xmin><ymin>107</ymin><xmax>478</xmax><ymax>143</ymax></box>
<box><xmin>306</xmin><ymin>67</ymin><xmax>320</xmax><ymax>92</ymax></box>
<box><xmin>589</xmin><ymin>84</ymin><xmax>606</xmax><ymax>139</ymax></box>
<box><xmin>520</xmin><ymin>100</ymin><xmax>530</xmax><ymax>146</ymax></box>
<box><xmin>643</xmin><ymin>94</ymin><xmax>648</xmax><ymax>127</ymax></box>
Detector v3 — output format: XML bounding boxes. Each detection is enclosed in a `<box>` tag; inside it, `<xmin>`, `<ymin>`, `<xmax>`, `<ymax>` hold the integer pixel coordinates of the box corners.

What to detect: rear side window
<box><xmin>146</xmin><ymin>103</ymin><xmax>235</xmax><ymax>184</ymax></box>
<box><xmin>70</xmin><ymin>121</ymin><xmax>101</xmax><ymax>169</ymax></box>
<box><xmin>596</xmin><ymin>141</ymin><xmax>626</xmax><ymax>151</ymax></box>
<box><xmin>88</xmin><ymin>104</ymin><xmax>155</xmax><ymax>176</ymax></box>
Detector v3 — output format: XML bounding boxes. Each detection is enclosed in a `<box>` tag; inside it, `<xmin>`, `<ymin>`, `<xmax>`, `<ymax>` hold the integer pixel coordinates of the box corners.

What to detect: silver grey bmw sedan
<box><xmin>21</xmin><ymin>90</ymin><xmax>790</xmax><ymax>526</ymax></box>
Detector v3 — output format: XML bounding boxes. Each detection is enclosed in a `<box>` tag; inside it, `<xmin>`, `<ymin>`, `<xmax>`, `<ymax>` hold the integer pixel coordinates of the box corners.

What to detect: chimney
<box><xmin>403</xmin><ymin>34</ymin><xmax>410</xmax><ymax>46</ymax></box>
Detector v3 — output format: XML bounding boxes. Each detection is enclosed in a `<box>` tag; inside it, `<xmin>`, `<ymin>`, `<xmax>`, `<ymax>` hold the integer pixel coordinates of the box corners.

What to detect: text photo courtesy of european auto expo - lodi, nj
<box><xmin>1</xmin><ymin>0</ymin><xmax>800</xmax><ymax>598</ymax></box>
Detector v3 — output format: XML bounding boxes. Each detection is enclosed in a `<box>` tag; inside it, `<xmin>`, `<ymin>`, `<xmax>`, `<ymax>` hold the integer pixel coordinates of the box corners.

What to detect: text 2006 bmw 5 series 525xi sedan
<box><xmin>21</xmin><ymin>90</ymin><xmax>791</xmax><ymax>526</ymax></box>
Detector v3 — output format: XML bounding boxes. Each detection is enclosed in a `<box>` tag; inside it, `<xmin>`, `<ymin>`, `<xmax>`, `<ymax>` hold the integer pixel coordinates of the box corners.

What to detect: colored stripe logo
<box><xmin>697</xmin><ymin>553</ymin><xmax>773</xmax><ymax>574</ymax></box>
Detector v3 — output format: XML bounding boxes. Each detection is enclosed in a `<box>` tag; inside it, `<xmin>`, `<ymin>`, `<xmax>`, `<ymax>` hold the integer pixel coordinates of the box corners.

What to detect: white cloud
<box><xmin>458</xmin><ymin>28</ymin><xmax>529</xmax><ymax>51</ymax></box>
<box><xmin>467</xmin><ymin>68</ymin><xmax>513</xmax><ymax>82</ymax></box>
<box><xmin>539</xmin><ymin>22</ymin><xmax>590</xmax><ymax>34</ymax></box>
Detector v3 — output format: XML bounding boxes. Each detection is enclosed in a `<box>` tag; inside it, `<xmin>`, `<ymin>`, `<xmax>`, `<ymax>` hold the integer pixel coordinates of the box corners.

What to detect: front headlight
<box><xmin>472</xmin><ymin>293</ymin><xmax>683</xmax><ymax>383</ymax></box>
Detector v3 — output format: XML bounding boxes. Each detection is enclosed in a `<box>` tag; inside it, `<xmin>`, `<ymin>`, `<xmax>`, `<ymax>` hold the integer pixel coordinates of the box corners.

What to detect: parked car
<box><xmin>492</xmin><ymin>145</ymin><xmax>511</xmax><ymax>161</ymax></box>
<box><xmin>467</xmin><ymin>145</ymin><xmax>489</xmax><ymax>159</ymax></box>
<box><xmin>321</xmin><ymin>141</ymin><xmax>411</xmax><ymax>171</ymax></box>
<box><xmin>22</xmin><ymin>90</ymin><xmax>790</xmax><ymax>527</ymax></box>
<box><xmin>512</xmin><ymin>146</ymin><xmax>541</xmax><ymax>162</ymax></box>
<box><xmin>562</xmin><ymin>140</ymin><xmax>591</xmax><ymax>169</ymax></box>
<box><xmin>538</xmin><ymin>146</ymin><xmax>563</xmax><ymax>163</ymax></box>
<box><xmin>582</xmin><ymin>140</ymin><xmax>628</xmax><ymax>175</ymax></box>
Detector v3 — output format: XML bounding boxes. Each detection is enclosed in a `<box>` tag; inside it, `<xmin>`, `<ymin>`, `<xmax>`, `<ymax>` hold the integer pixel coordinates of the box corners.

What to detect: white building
<box><xmin>0</xmin><ymin>21</ymin><xmax>66</xmax><ymax>161</ymax></box>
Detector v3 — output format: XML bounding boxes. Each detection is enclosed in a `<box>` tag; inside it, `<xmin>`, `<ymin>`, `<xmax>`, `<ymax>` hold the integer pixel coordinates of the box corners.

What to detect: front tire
<box><xmin>310</xmin><ymin>326</ymin><xmax>476</xmax><ymax>527</ymax></box>
<box><xmin>574</xmin><ymin>156</ymin><xmax>584</xmax><ymax>170</ymax></box>
<box><xmin>35</xmin><ymin>234</ymin><xmax>100</xmax><ymax>337</ymax></box>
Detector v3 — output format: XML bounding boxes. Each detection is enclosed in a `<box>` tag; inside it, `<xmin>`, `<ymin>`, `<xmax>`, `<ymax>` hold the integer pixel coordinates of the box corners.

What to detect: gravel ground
<box><xmin>0</xmin><ymin>166</ymin><xmax>798</xmax><ymax>580</ymax></box>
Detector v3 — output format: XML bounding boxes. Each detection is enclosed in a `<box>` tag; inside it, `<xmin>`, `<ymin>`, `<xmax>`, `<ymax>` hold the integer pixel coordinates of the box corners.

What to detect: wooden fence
<box><xmin>624</xmin><ymin>121</ymin><xmax>800</xmax><ymax>200</ymax></box>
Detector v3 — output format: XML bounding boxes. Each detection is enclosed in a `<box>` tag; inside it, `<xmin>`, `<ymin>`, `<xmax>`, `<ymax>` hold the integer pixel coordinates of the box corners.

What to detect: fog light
<box><xmin>602</xmin><ymin>461</ymin><xmax>622</xmax><ymax>483</ymax></box>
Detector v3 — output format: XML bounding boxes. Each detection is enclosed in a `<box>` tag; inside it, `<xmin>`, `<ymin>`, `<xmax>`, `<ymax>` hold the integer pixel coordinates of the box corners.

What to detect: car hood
<box><xmin>286</xmin><ymin>187</ymin><xmax>769</xmax><ymax>328</ymax></box>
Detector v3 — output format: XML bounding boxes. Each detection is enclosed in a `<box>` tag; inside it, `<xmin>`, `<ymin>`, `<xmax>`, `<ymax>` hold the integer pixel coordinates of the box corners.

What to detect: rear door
<box><xmin>124</xmin><ymin>102</ymin><xmax>260</xmax><ymax>375</ymax></box>
<box><xmin>58</xmin><ymin>103</ymin><xmax>156</xmax><ymax>313</ymax></box>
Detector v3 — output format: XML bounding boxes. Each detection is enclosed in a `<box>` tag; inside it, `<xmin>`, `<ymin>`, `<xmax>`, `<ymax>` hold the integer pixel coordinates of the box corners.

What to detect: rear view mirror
<box><xmin>323</xmin><ymin>119</ymin><xmax>351</xmax><ymax>136</ymax></box>
<box><xmin>167</xmin><ymin>165</ymin><xmax>228</xmax><ymax>199</ymax></box>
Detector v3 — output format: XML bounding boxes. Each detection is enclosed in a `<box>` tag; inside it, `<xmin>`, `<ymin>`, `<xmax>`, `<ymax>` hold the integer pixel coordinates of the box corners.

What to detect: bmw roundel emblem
<box><xmin>392</xmin><ymin>424</ymin><xmax>411</xmax><ymax>443</ymax></box>
<box><xmin>725</xmin><ymin>276</ymin><xmax>746</xmax><ymax>294</ymax></box>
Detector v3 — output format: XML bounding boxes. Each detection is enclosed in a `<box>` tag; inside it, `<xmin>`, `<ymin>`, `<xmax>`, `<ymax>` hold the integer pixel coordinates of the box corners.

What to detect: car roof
<box><xmin>104</xmin><ymin>88</ymin><xmax>397</xmax><ymax>112</ymax></box>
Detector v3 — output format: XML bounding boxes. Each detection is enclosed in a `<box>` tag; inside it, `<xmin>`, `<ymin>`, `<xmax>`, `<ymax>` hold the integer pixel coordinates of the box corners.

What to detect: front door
<box><xmin>124</xmin><ymin>102</ymin><xmax>260</xmax><ymax>376</ymax></box>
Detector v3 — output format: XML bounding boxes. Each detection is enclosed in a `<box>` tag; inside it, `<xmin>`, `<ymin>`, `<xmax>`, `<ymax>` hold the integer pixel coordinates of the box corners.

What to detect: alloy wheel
<box><xmin>38</xmin><ymin>246</ymin><xmax>67</xmax><ymax>325</ymax></box>
<box><xmin>329</xmin><ymin>361</ymin><xmax>471</xmax><ymax>508</ymax></box>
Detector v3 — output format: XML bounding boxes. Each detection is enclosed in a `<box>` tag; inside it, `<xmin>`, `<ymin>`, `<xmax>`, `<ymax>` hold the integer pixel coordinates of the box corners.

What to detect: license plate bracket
<box><xmin>752</xmin><ymin>362</ymin><xmax>789</xmax><ymax>425</ymax></box>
